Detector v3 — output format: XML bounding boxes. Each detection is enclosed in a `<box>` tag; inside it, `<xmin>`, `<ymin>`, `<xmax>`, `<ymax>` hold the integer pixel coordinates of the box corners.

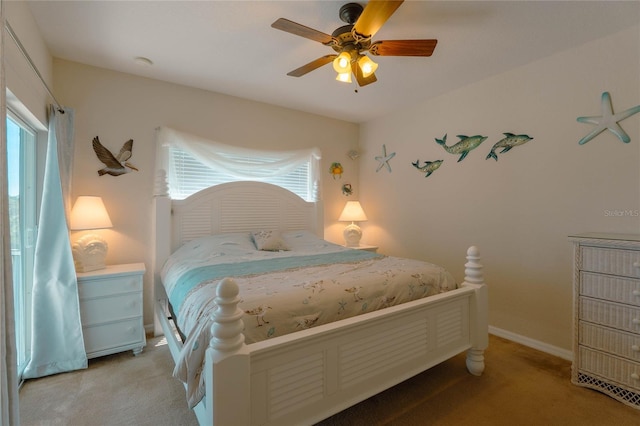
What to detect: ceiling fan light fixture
<box><xmin>336</xmin><ymin>72</ymin><xmax>352</xmax><ymax>83</ymax></box>
<box><xmin>332</xmin><ymin>51</ymin><xmax>352</xmax><ymax>73</ymax></box>
<box><xmin>358</xmin><ymin>55</ymin><xmax>378</xmax><ymax>78</ymax></box>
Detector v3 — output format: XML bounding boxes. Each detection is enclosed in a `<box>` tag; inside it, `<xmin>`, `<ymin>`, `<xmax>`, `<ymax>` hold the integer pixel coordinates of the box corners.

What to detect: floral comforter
<box><xmin>161</xmin><ymin>230</ymin><xmax>457</xmax><ymax>407</ymax></box>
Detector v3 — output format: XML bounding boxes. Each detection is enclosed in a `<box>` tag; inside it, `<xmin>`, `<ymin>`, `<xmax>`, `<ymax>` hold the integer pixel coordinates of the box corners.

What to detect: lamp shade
<box><xmin>70</xmin><ymin>196</ymin><xmax>113</xmax><ymax>230</ymax></box>
<box><xmin>358</xmin><ymin>55</ymin><xmax>378</xmax><ymax>78</ymax></box>
<box><xmin>336</xmin><ymin>72</ymin><xmax>352</xmax><ymax>83</ymax></box>
<box><xmin>332</xmin><ymin>51</ymin><xmax>352</xmax><ymax>73</ymax></box>
<box><xmin>338</xmin><ymin>201</ymin><xmax>367</xmax><ymax>222</ymax></box>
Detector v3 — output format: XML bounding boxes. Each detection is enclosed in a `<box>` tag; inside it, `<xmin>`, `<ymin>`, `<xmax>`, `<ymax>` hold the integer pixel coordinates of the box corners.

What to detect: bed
<box><xmin>152</xmin><ymin>171</ymin><xmax>488</xmax><ymax>425</ymax></box>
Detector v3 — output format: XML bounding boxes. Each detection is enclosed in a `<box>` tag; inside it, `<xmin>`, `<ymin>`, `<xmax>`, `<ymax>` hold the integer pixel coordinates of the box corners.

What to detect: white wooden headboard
<box><xmin>170</xmin><ymin>180</ymin><xmax>322</xmax><ymax>251</ymax></box>
<box><xmin>152</xmin><ymin>171</ymin><xmax>323</xmax><ymax>309</ymax></box>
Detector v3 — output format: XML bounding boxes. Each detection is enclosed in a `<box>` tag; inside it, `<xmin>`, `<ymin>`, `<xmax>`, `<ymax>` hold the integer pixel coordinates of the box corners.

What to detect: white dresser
<box><xmin>77</xmin><ymin>263</ymin><xmax>146</xmax><ymax>359</ymax></box>
<box><xmin>570</xmin><ymin>233</ymin><xmax>640</xmax><ymax>409</ymax></box>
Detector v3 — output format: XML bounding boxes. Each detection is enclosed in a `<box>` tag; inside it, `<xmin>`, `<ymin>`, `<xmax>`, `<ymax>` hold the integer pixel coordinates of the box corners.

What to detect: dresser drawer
<box><xmin>83</xmin><ymin>318</ymin><xmax>145</xmax><ymax>355</ymax></box>
<box><xmin>579</xmin><ymin>322</ymin><xmax>640</xmax><ymax>362</ymax></box>
<box><xmin>579</xmin><ymin>297</ymin><xmax>640</xmax><ymax>333</ymax></box>
<box><xmin>578</xmin><ymin>346</ymin><xmax>640</xmax><ymax>391</ymax></box>
<box><xmin>79</xmin><ymin>275</ymin><xmax>142</xmax><ymax>299</ymax></box>
<box><xmin>581</xmin><ymin>246</ymin><xmax>640</xmax><ymax>278</ymax></box>
<box><xmin>80</xmin><ymin>292</ymin><xmax>143</xmax><ymax>326</ymax></box>
<box><xmin>581</xmin><ymin>272</ymin><xmax>640</xmax><ymax>306</ymax></box>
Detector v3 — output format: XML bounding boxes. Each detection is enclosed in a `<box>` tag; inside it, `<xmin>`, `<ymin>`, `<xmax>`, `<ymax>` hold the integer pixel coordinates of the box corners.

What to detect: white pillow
<box><xmin>251</xmin><ymin>230</ymin><xmax>290</xmax><ymax>251</ymax></box>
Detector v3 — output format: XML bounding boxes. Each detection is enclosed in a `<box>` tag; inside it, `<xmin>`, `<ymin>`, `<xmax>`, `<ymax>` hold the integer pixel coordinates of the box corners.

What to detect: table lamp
<box><xmin>338</xmin><ymin>201</ymin><xmax>368</xmax><ymax>247</ymax></box>
<box><xmin>70</xmin><ymin>196</ymin><xmax>113</xmax><ymax>272</ymax></box>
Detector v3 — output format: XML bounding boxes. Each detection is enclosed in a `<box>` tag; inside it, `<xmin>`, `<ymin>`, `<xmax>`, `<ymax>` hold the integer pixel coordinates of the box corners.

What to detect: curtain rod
<box><xmin>4</xmin><ymin>20</ymin><xmax>64</xmax><ymax>113</ymax></box>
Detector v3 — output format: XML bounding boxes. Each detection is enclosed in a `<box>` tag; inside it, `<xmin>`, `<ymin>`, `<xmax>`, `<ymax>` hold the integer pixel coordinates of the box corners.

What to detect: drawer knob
<box><xmin>634</xmin><ymin>290</ymin><xmax>640</xmax><ymax>297</ymax></box>
<box><xmin>634</xmin><ymin>262</ymin><xmax>640</xmax><ymax>269</ymax></box>
<box><xmin>632</xmin><ymin>345</ymin><xmax>640</xmax><ymax>352</ymax></box>
<box><xmin>632</xmin><ymin>373</ymin><xmax>640</xmax><ymax>380</ymax></box>
<box><xmin>634</xmin><ymin>319</ymin><xmax>640</xmax><ymax>325</ymax></box>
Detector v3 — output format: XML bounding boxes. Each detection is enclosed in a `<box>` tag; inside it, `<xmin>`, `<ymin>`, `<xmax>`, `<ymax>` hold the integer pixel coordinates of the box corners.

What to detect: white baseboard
<box><xmin>489</xmin><ymin>326</ymin><xmax>573</xmax><ymax>361</ymax></box>
<box><xmin>144</xmin><ymin>323</ymin><xmax>155</xmax><ymax>335</ymax></box>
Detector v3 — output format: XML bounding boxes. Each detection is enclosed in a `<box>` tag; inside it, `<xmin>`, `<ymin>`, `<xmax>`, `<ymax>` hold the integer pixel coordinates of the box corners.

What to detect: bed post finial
<box><xmin>464</xmin><ymin>246</ymin><xmax>484</xmax><ymax>285</ymax></box>
<box><xmin>463</xmin><ymin>245</ymin><xmax>487</xmax><ymax>376</ymax></box>
<box><xmin>154</xmin><ymin>169</ymin><xmax>169</xmax><ymax>197</ymax></box>
<box><xmin>210</xmin><ymin>278</ymin><xmax>245</xmax><ymax>353</ymax></box>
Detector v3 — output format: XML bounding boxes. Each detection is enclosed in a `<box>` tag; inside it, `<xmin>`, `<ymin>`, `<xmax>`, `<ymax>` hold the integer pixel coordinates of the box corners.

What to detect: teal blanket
<box><xmin>169</xmin><ymin>249</ymin><xmax>381</xmax><ymax>312</ymax></box>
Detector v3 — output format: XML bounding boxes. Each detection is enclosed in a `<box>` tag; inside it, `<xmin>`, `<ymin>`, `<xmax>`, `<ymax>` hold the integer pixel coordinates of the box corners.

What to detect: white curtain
<box><xmin>22</xmin><ymin>106</ymin><xmax>87</xmax><ymax>379</ymax></box>
<box><xmin>1</xmin><ymin>0</ymin><xmax>21</xmax><ymax>421</ymax></box>
<box><xmin>155</xmin><ymin>126</ymin><xmax>321</xmax><ymax>198</ymax></box>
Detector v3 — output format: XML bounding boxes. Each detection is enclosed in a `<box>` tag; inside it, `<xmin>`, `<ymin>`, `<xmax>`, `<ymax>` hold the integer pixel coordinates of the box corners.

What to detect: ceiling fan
<box><xmin>271</xmin><ymin>0</ymin><xmax>437</xmax><ymax>87</ymax></box>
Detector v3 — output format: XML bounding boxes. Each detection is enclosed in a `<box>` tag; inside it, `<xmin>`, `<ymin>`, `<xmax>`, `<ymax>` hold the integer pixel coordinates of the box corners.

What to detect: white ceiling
<box><xmin>26</xmin><ymin>1</ymin><xmax>640</xmax><ymax>123</ymax></box>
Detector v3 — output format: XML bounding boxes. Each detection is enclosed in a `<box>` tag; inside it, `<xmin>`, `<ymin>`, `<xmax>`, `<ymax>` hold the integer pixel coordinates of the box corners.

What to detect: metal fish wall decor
<box><xmin>486</xmin><ymin>133</ymin><xmax>534</xmax><ymax>161</ymax></box>
<box><xmin>435</xmin><ymin>134</ymin><xmax>488</xmax><ymax>162</ymax></box>
<box><xmin>412</xmin><ymin>159</ymin><xmax>443</xmax><ymax>178</ymax></box>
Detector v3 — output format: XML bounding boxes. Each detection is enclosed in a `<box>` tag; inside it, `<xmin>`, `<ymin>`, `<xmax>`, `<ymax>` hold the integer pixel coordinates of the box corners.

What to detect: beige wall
<box><xmin>52</xmin><ymin>59</ymin><xmax>359</xmax><ymax>327</ymax></box>
<box><xmin>358</xmin><ymin>25</ymin><xmax>640</xmax><ymax>354</ymax></box>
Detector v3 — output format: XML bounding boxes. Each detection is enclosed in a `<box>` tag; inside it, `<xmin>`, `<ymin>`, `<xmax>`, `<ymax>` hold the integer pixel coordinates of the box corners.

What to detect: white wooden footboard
<box><xmin>200</xmin><ymin>247</ymin><xmax>488</xmax><ymax>426</ymax></box>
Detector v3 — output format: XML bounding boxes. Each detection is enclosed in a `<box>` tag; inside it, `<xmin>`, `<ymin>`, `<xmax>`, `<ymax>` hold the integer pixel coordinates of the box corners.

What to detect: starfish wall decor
<box><xmin>375</xmin><ymin>144</ymin><xmax>395</xmax><ymax>173</ymax></box>
<box><xmin>577</xmin><ymin>92</ymin><xmax>640</xmax><ymax>145</ymax></box>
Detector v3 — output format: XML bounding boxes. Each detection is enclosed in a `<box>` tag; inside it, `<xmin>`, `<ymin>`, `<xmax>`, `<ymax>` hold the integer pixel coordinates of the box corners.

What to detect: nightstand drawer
<box><xmin>80</xmin><ymin>293</ymin><xmax>143</xmax><ymax>326</ymax></box>
<box><xmin>579</xmin><ymin>322</ymin><xmax>640</xmax><ymax>362</ymax></box>
<box><xmin>78</xmin><ymin>275</ymin><xmax>142</xmax><ymax>299</ymax></box>
<box><xmin>578</xmin><ymin>346</ymin><xmax>640</xmax><ymax>391</ymax></box>
<box><xmin>581</xmin><ymin>246</ymin><xmax>640</xmax><ymax>278</ymax></box>
<box><xmin>579</xmin><ymin>297</ymin><xmax>640</xmax><ymax>333</ymax></box>
<box><xmin>581</xmin><ymin>272</ymin><xmax>640</xmax><ymax>306</ymax></box>
<box><xmin>83</xmin><ymin>318</ymin><xmax>144</xmax><ymax>355</ymax></box>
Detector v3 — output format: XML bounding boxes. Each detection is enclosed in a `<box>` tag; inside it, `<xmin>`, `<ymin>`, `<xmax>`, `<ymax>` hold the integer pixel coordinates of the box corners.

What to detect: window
<box><xmin>169</xmin><ymin>146</ymin><xmax>314</xmax><ymax>201</ymax></box>
<box><xmin>6</xmin><ymin>111</ymin><xmax>37</xmax><ymax>380</ymax></box>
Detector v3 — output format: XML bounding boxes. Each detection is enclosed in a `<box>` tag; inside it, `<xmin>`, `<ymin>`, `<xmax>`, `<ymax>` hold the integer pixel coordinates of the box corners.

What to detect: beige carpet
<box><xmin>19</xmin><ymin>335</ymin><xmax>639</xmax><ymax>425</ymax></box>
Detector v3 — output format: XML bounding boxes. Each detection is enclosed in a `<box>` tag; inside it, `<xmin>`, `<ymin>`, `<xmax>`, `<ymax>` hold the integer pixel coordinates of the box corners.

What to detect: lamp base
<box><xmin>343</xmin><ymin>223</ymin><xmax>362</xmax><ymax>247</ymax></box>
<box><xmin>72</xmin><ymin>233</ymin><xmax>108</xmax><ymax>273</ymax></box>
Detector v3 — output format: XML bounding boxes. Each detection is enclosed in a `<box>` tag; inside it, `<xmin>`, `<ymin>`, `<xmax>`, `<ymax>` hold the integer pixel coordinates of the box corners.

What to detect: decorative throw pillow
<box><xmin>251</xmin><ymin>230</ymin><xmax>290</xmax><ymax>251</ymax></box>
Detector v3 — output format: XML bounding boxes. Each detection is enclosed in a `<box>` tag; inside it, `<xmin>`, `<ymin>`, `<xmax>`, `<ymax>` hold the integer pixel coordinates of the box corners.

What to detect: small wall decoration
<box><xmin>412</xmin><ymin>159</ymin><xmax>443</xmax><ymax>178</ymax></box>
<box><xmin>435</xmin><ymin>134</ymin><xmax>487</xmax><ymax>162</ymax></box>
<box><xmin>577</xmin><ymin>92</ymin><xmax>640</xmax><ymax>145</ymax></box>
<box><xmin>375</xmin><ymin>144</ymin><xmax>395</xmax><ymax>172</ymax></box>
<box><xmin>329</xmin><ymin>162</ymin><xmax>343</xmax><ymax>179</ymax></box>
<box><xmin>92</xmin><ymin>136</ymin><xmax>138</xmax><ymax>176</ymax></box>
<box><xmin>486</xmin><ymin>133</ymin><xmax>533</xmax><ymax>161</ymax></box>
<box><xmin>341</xmin><ymin>183</ymin><xmax>353</xmax><ymax>196</ymax></box>
<box><xmin>347</xmin><ymin>150</ymin><xmax>360</xmax><ymax>160</ymax></box>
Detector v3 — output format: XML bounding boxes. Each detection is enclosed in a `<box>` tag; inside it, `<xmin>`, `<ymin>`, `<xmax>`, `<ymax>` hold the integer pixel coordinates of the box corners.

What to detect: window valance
<box><xmin>155</xmin><ymin>126</ymin><xmax>321</xmax><ymax>201</ymax></box>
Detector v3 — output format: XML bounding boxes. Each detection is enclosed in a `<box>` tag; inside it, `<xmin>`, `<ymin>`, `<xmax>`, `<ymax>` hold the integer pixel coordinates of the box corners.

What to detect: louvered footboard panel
<box><xmin>250</xmin><ymin>293</ymin><xmax>471</xmax><ymax>425</ymax></box>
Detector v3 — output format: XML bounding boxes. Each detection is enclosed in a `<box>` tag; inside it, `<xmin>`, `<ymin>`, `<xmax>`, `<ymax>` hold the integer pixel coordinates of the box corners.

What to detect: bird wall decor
<box><xmin>92</xmin><ymin>136</ymin><xmax>138</xmax><ymax>176</ymax></box>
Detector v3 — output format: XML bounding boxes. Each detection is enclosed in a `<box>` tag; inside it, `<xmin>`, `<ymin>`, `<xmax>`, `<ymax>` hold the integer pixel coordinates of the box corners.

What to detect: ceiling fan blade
<box><xmin>353</xmin><ymin>66</ymin><xmax>378</xmax><ymax>87</ymax></box>
<box><xmin>287</xmin><ymin>55</ymin><xmax>337</xmax><ymax>77</ymax></box>
<box><xmin>369</xmin><ymin>39</ymin><xmax>438</xmax><ymax>56</ymax></box>
<box><xmin>271</xmin><ymin>18</ymin><xmax>335</xmax><ymax>45</ymax></box>
<box><xmin>353</xmin><ymin>0</ymin><xmax>404</xmax><ymax>39</ymax></box>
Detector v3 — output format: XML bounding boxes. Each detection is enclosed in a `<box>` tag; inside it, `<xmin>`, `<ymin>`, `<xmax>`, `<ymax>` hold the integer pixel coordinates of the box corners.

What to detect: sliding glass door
<box><xmin>6</xmin><ymin>112</ymin><xmax>37</xmax><ymax>381</ymax></box>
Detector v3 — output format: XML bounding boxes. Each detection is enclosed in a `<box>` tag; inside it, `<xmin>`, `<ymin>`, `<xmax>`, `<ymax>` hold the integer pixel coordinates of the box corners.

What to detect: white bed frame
<box><xmin>152</xmin><ymin>172</ymin><xmax>488</xmax><ymax>425</ymax></box>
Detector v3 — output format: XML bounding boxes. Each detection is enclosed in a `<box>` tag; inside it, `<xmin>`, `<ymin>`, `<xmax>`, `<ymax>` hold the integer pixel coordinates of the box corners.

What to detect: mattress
<box><xmin>161</xmin><ymin>230</ymin><xmax>457</xmax><ymax>407</ymax></box>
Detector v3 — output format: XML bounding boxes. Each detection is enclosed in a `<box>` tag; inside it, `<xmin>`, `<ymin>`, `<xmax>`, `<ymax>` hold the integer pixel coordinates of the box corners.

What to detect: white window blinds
<box><xmin>155</xmin><ymin>126</ymin><xmax>321</xmax><ymax>201</ymax></box>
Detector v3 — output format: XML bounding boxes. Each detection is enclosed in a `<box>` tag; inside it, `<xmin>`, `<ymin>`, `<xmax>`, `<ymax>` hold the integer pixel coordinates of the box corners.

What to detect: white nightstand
<box><xmin>349</xmin><ymin>245</ymin><xmax>378</xmax><ymax>253</ymax></box>
<box><xmin>77</xmin><ymin>263</ymin><xmax>146</xmax><ymax>359</ymax></box>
